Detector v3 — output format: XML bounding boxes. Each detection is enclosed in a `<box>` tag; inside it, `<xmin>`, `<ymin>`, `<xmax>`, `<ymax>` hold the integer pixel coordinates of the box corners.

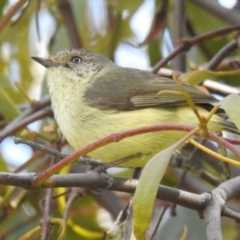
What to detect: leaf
<box><xmin>179</xmin><ymin>225</ymin><xmax>188</xmax><ymax>240</ymax></box>
<box><xmin>0</xmin><ymin>85</ymin><xmax>20</xmax><ymax>122</ymax></box>
<box><xmin>179</xmin><ymin>69</ymin><xmax>216</xmax><ymax>85</ymax></box>
<box><xmin>220</xmin><ymin>94</ymin><xmax>240</xmax><ymax>131</ymax></box>
<box><xmin>132</xmin><ymin>143</ymin><xmax>178</xmax><ymax>239</ymax></box>
<box><xmin>179</xmin><ymin>69</ymin><xmax>240</xmax><ymax>86</ymax></box>
<box><xmin>50</xmin><ymin>218</ymin><xmax>66</xmax><ymax>240</ymax></box>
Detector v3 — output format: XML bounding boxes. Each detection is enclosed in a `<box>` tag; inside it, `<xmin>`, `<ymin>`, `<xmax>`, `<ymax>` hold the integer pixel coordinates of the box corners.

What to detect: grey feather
<box><xmin>84</xmin><ymin>66</ymin><xmax>217</xmax><ymax>110</ymax></box>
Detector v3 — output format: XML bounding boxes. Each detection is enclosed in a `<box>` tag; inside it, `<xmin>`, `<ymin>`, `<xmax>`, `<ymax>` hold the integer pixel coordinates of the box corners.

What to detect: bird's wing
<box><xmin>84</xmin><ymin>66</ymin><xmax>217</xmax><ymax>110</ymax></box>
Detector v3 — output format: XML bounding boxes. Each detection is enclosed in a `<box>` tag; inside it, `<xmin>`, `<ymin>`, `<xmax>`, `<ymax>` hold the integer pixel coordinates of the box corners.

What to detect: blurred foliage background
<box><xmin>0</xmin><ymin>0</ymin><xmax>240</xmax><ymax>239</ymax></box>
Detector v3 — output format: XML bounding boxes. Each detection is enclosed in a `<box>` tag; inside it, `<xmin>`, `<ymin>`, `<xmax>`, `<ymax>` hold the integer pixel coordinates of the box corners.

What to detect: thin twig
<box><xmin>206</xmin><ymin>39</ymin><xmax>239</xmax><ymax>70</ymax></box>
<box><xmin>186</xmin><ymin>18</ymin><xmax>212</xmax><ymax>59</ymax></box>
<box><xmin>0</xmin><ymin>0</ymin><xmax>26</xmax><ymax>33</ymax></box>
<box><xmin>0</xmin><ymin>96</ymin><xmax>51</xmax><ymax>142</ymax></box>
<box><xmin>203</xmin><ymin>80</ymin><xmax>240</xmax><ymax>96</ymax></box>
<box><xmin>41</xmin><ymin>143</ymin><xmax>60</xmax><ymax>240</ymax></box>
<box><xmin>150</xmin><ymin>204</ymin><xmax>169</xmax><ymax>240</ymax></box>
<box><xmin>41</xmin><ymin>188</ymin><xmax>53</xmax><ymax>240</ymax></box>
<box><xmin>173</xmin><ymin>0</ymin><xmax>186</xmax><ymax>71</ymax></box>
<box><xmin>33</xmin><ymin>124</ymin><xmax>240</xmax><ymax>187</ymax></box>
<box><xmin>152</xmin><ymin>24</ymin><xmax>240</xmax><ymax>72</ymax></box>
<box><xmin>63</xmin><ymin>188</ymin><xmax>84</xmax><ymax>221</ymax></box>
<box><xmin>222</xmin><ymin>206</ymin><xmax>240</xmax><ymax>222</ymax></box>
<box><xmin>33</xmin><ymin>124</ymin><xmax>200</xmax><ymax>187</ymax></box>
<box><xmin>13</xmin><ymin>137</ymin><xmax>102</xmax><ymax>166</ymax></box>
<box><xmin>216</xmin><ymin>56</ymin><xmax>240</xmax><ymax>70</ymax></box>
<box><xmin>0</xmin><ymin>106</ymin><xmax>52</xmax><ymax>141</ymax></box>
<box><xmin>58</xmin><ymin>0</ymin><xmax>82</xmax><ymax>48</ymax></box>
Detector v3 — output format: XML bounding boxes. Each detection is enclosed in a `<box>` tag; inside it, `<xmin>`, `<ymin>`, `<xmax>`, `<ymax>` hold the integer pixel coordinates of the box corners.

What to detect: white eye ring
<box><xmin>71</xmin><ymin>56</ymin><xmax>82</xmax><ymax>63</ymax></box>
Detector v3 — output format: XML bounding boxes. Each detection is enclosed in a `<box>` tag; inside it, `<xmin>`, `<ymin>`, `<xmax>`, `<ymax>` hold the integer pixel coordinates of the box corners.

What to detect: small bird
<box><xmin>32</xmin><ymin>49</ymin><xmax>238</xmax><ymax>167</ymax></box>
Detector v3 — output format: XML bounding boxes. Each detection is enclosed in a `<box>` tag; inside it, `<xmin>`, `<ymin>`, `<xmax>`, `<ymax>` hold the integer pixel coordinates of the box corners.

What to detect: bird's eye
<box><xmin>71</xmin><ymin>56</ymin><xmax>82</xmax><ymax>63</ymax></box>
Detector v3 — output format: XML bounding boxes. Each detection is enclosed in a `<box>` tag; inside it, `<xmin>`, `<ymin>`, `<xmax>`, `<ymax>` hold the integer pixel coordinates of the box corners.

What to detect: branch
<box><xmin>0</xmin><ymin>171</ymin><xmax>207</xmax><ymax>212</ymax></box>
<box><xmin>33</xmin><ymin>124</ymin><xmax>200</xmax><ymax>186</ymax></box>
<box><xmin>203</xmin><ymin>192</ymin><xmax>223</xmax><ymax>240</ymax></box>
<box><xmin>13</xmin><ymin>137</ymin><xmax>102</xmax><ymax>167</ymax></box>
<box><xmin>32</xmin><ymin>123</ymin><xmax>240</xmax><ymax>188</ymax></box>
<box><xmin>0</xmin><ymin>0</ymin><xmax>26</xmax><ymax>32</ymax></box>
<box><xmin>203</xmin><ymin>80</ymin><xmax>240</xmax><ymax>96</ymax></box>
<box><xmin>0</xmin><ymin>96</ymin><xmax>51</xmax><ymax>142</ymax></box>
<box><xmin>205</xmin><ymin>39</ymin><xmax>239</xmax><ymax>70</ymax></box>
<box><xmin>173</xmin><ymin>0</ymin><xmax>186</xmax><ymax>71</ymax></box>
<box><xmin>1</xmin><ymin>172</ymin><xmax>240</xmax><ymax>222</ymax></box>
<box><xmin>212</xmin><ymin>176</ymin><xmax>240</xmax><ymax>201</ymax></box>
<box><xmin>202</xmin><ymin>176</ymin><xmax>240</xmax><ymax>239</ymax></box>
<box><xmin>58</xmin><ymin>0</ymin><xmax>82</xmax><ymax>48</ymax></box>
<box><xmin>40</xmin><ymin>148</ymin><xmax>59</xmax><ymax>240</ymax></box>
<box><xmin>152</xmin><ymin>24</ymin><xmax>240</xmax><ymax>72</ymax></box>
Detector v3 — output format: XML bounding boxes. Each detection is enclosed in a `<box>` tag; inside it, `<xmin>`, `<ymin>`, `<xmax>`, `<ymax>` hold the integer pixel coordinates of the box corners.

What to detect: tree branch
<box><xmin>152</xmin><ymin>24</ymin><xmax>240</xmax><ymax>72</ymax></box>
<box><xmin>203</xmin><ymin>192</ymin><xmax>223</xmax><ymax>240</ymax></box>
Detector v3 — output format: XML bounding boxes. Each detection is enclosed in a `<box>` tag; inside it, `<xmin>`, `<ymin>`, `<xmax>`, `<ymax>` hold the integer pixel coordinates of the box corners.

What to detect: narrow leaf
<box><xmin>180</xmin><ymin>69</ymin><xmax>240</xmax><ymax>86</ymax></box>
<box><xmin>179</xmin><ymin>69</ymin><xmax>215</xmax><ymax>85</ymax></box>
<box><xmin>133</xmin><ymin>143</ymin><xmax>178</xmax><ymax>239</ymax></box>
<box><xmin>0</xmin><ymin>85</ymin><xmax>20</xmax><ymax>122</ymax></box>
<box><xmin>221</xmin><ymin>94</ymin><xmax>240</xmax><ymax>130</ymax></box>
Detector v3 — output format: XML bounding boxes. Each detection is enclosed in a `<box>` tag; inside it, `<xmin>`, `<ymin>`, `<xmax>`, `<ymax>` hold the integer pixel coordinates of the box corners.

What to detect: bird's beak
<box><xmin>32</xmin><ymin>57</ymin><xmax>58</xmax><ymax>68</ymax></box>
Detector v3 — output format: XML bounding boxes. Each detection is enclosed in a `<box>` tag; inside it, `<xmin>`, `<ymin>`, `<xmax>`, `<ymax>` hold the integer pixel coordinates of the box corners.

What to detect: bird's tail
<box><xmin>212</xmin><ymin>117</ymin><xmax>240</xmax><ymax>136</ymax></box>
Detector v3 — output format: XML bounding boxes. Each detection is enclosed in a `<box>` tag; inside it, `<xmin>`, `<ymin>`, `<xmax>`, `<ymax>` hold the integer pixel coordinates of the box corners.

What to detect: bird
<box><xmin>32</xmin><ymin>48</ymin><xmax>239</xmax><ymax>167</ymax></box>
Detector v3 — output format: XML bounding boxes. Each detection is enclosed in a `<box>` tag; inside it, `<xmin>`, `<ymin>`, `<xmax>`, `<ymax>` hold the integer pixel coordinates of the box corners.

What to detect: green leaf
<box><xmin>0</xmin><ymin>85</ymin><xmax>20</xmax><ymax>122</ymax></box>
<box><xmin>179</xmin><ymin>69</ymin><xmax>216</xmax><ymax>85</ymax></box>
<box><xmin>179</xmin><ymin>69</ymin><xmax>240</xmax><ymax>86</ymax></box>
<box><xmin>220</xmin><ymin>94</ymin><xmax>240</xmax><ymax>131</ymax></box>
<box><xmin>133</xmin><ymin>143</ymin><xmax>178</xmax><ymax>239</ymax></box>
